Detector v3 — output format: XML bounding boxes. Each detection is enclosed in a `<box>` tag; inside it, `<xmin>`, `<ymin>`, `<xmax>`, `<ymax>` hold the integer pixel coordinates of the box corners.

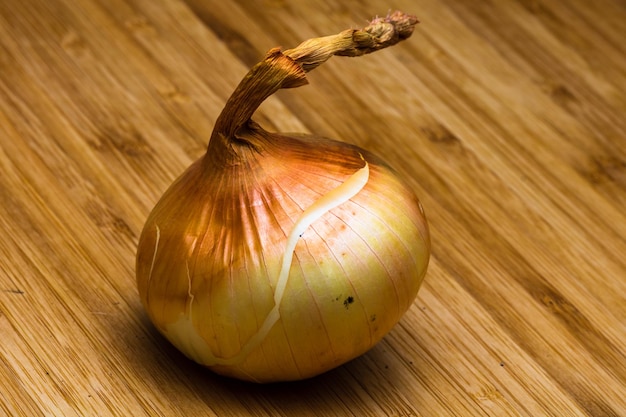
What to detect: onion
<box><xmin>136</xmin><ymin>11</ymin><xmax>430</xmax><ymax>382</ymax></box>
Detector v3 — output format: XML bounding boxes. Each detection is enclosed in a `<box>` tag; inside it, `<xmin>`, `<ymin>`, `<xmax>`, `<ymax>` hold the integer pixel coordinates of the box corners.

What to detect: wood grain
<box><xmin>1</xmin><ymin>0</ymin><xmax>625</xmax><ymax>415</ymax></box>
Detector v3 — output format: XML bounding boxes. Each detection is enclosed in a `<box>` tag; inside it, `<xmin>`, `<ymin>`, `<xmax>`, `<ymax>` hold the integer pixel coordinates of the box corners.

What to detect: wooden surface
<box><xmin>1</xmin><ymin>0</ymin><xmax>625</xmax><ymax>415</ymax></box>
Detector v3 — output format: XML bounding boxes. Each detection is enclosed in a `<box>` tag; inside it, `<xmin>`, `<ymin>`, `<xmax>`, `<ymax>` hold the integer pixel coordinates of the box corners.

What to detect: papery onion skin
<box><xmin>136</xmin><ymin>12</ymin><xmax>429</xmax><ymax>383</ymax></box>
<box><xmin>137</xmin><ymin>130</ymin><xmax>429</xmax><ymax>382</ymax></box>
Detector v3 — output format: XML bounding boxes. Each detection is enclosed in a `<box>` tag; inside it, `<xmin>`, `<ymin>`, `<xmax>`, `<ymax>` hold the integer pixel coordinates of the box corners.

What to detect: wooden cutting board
<box><xmin>1</xmin><ymin>0</ymin><xmax>625</xmax><ymax>415</ymax></box>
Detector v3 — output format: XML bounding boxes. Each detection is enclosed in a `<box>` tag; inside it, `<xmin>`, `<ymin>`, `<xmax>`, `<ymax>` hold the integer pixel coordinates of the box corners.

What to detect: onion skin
<box><xmin>135</xmin><ymin>12</ymin><xmax>429</xmax><ymax>382</ymax></box>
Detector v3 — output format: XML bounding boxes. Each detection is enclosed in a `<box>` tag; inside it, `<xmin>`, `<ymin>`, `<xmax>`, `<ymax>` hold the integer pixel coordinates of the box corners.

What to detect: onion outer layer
<box><xmin>135</xmin><ymin>11</ymin><xmax>429</xmax><ymax>382</ymax></box>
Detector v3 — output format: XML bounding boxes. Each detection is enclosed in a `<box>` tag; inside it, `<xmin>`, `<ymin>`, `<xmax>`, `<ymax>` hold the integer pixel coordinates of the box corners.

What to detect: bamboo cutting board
<box><xmin>1</xmin><ymin>0</ymin><xmax>625</xmax><ymax>415</ymax></box>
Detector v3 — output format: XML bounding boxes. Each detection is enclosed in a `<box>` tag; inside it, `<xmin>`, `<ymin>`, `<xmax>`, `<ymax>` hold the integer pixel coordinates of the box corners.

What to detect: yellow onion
<box><xmin>136</xmin><ymin>11</ymin><xmax>429</xmax><ymax>382</ymax></box>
